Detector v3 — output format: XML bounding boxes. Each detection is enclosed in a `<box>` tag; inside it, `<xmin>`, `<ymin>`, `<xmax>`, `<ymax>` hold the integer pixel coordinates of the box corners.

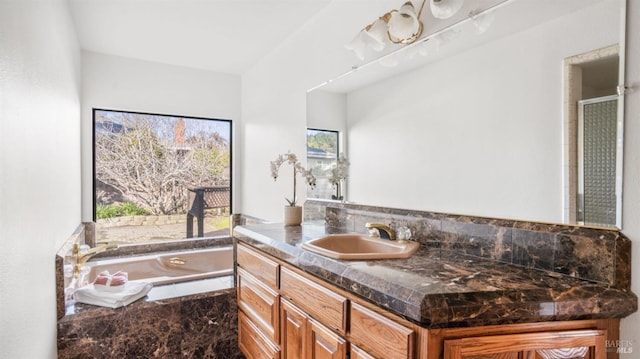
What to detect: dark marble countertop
<box><xmin>234</xmin><ymin>223</ymin><xmax>637</xmax><ymax>328</ymax></box>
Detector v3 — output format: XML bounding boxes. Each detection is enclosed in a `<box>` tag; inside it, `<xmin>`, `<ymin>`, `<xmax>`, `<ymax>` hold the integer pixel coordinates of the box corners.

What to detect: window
<box><xmin>93</xmin><ymin>109</ymin><xmax>232</xmax><ymax>244</ymax></box>
<box><xmin>306</xmin><ymin>128</ymin><xmax>340</xmax><ymax>200</ymax></box>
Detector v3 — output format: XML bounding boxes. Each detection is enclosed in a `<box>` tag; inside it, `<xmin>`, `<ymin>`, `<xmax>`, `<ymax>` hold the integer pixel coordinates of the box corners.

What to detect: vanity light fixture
<box><xmin>430</xmin><ymin>0</ymin><xmax>465</xmax><ymax>19</ymax></box>
<box><xmin>345</xmin><ymin>0</ymin><xmax>426</xmax><ymax>60</ymax></box>
<box><xmin>469</xmin><ymin>8</ymin><xmax>494</xmax><ymax>34</ymax></box>
<box><xmin>345</xmin><ymin>0</ymin><xmax>468</xmax><ymax>60</ymax></box>
<box><xmin>387</xmin><ymin>2</ymin><xmax>424</xmax><ymax>44</ymax></box>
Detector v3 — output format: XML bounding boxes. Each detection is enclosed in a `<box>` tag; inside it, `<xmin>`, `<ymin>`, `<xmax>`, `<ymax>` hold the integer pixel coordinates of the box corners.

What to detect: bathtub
<box><xmin>86</xmin><ymin>246</ymin><xmax>234</xmax><ymax>286</ymax></box>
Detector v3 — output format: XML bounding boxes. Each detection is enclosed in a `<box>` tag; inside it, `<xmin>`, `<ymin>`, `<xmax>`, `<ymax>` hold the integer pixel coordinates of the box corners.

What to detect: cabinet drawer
<box><xmin>280</xmin><ymin>267</ymin><xmax>348</xmax><ymax>334</ymax></box>
<box><xmin>237</xmin><ymin>243</ymin><xmax>279</xmax><ymax>288</ymax></box>
<box><xmin>350</xmin><ymin>345</ymin><xmax>377</xmax><ymax>359</ymax></box>
<box><xmin>350</xmin><ymin>302</ymin><xmax>414</xmax><ymax>359</ymax></box>
<box><xmin>237</xmin><ymin>267</ymin><xmax>280</xmax><ymax>342</ymax></box>
<box><xmin>239</xmin><ymin>311</ymin><xmax>281</xmax><ymax>359</ymax></box>
<box><xmin>443</xmin><ymin>329</ymin><xmax>606</xmax><ymax>359</ymax></box>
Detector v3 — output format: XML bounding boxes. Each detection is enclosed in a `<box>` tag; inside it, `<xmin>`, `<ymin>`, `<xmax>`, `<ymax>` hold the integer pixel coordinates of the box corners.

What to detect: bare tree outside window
<box><xmin>94</xmin><ymin>109</ymin><xmax>232</xmax><ymax>244</ymax></box>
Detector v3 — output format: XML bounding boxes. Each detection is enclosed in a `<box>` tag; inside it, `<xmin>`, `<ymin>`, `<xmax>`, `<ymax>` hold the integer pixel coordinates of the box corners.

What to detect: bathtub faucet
<box><xmin>72</xmin><ymin>242</ymin><xmax>118</xmax><ymax>278</ymax></box>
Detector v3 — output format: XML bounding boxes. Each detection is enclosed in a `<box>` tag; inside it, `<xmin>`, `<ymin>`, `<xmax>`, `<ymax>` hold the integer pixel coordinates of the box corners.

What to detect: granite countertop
<box><xmin>234</xmin><ymin>223</ymin><xmax>637</xmax><ymax>328</ymax></box>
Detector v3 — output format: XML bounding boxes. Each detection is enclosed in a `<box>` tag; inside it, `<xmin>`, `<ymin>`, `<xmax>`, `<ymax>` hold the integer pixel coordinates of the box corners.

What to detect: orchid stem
<box><xmin>292</xmin><ymin>166</ymin><xmax>296</xmax><ymax>206</ymax></box>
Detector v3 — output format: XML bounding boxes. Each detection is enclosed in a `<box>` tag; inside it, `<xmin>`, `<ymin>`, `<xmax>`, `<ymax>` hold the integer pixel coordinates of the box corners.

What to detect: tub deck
<box><xmin>86</xmin><ymin>246</ymin><xmax>234</xmax><ymax>286</ymax></box>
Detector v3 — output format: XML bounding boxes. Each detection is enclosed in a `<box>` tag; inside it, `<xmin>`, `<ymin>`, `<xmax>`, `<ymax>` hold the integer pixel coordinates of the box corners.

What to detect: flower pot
<box><xmin>284</xmin><ymin>206</ymin><xmax>302</xmax><ymax>226</ymax></box>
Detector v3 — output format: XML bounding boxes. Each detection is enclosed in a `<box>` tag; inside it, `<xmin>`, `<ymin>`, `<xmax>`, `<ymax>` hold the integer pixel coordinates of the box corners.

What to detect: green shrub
<box><xmin>209</xmin><ymin>215</ymin><xmax>230</xmax><ymax>230</ymax></box>
<box><xmin>96</xmin><ymin>202</ymin><xmax>150</xmax><ymax>219</ymax></box>
<box><xmin>96</xmin><ymin>204</ymin><xmax>118</xmax><ymax>219</ymax></box>
<box><xmin>118</xmin><ymin>202</ymin><xmax>151</xmax><ymax>216</ymax></box>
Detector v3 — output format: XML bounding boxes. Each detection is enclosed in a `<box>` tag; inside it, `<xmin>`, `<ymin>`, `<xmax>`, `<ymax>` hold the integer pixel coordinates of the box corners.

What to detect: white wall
<box><xmin>307</xmin><ymin>90</ymin><xmax>347</xmax><ymax>133</ymax></box>
<box><xmin>81</xmin><ymin>51</ymin><xmax>241</xmax><ymax>220</ymax></box>
<box><xmin>241</xmin><ymin>1</ymin><xmax>394</xmax><ymax>220</ymax></box>
<box><xmin>346</xmin><ymin>1</ymin><xmax>618</xmax><ymax>223</ymax></box>
<box><xmin>620</xmin><ymin>0</ymin><xmax>640</xmax><ymax>356</ymax></box>
<box><xmin>0</xmin><ymin>0</ymin><xmax>81</xmax><ymax>357</ymax></box>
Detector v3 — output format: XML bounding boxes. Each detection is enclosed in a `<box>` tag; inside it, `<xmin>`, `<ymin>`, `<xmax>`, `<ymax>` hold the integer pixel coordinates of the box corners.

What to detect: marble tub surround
<box><xmin>233</xmin><ymin>223</ymin><xmax>637</xmax><ymax>328</ymax></box>
<box><xmin>56</xmin><ymin>223</ymin><xmax>89</xmax><ymax>319</ymax></box>
<box><xmin>93</xmin><ymin>235</ymin><xmax>234</xmax><ymax>259</ymax></box>
<box><xmin>316</xmin><ymin>201</ymin><xmax>631</xmax><ymax>289</ymax></box>
<box><xmin>56</xmin><ymin>222</ymin><xmax>243</xmax><ymax>358</ymax></box>
<box><xmin>58</xmin><ymin>287</ymin><xmax>242</xmax><ymax>358</ymax></box>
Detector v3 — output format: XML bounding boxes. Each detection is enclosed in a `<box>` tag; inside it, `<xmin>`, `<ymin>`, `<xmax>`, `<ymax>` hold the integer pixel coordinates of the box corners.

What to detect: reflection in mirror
<box><xmin>577</xmin><ymin>95</ymin><xmax>619</xmax><ymax>227</ymax></box>
<box><xmin>307</xmin><ymin>0</ymin><xmax>625</xmax><ymax>228</ymax></box>
<box><xmin>306</xmin><ymin>129</ymin><xmax>340</xmax><ymax>201</ymax></box>
<box><xmin>563</xmin><ymin>44</ymin><xmax>622</xmax><ymax>228</ymax></box>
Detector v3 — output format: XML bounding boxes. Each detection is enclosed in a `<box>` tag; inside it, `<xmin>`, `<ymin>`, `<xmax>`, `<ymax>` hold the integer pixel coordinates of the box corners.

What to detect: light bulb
<box><xmin>430</xmin><ymin>0</ymin><xmax>464</xmax><ymax>19</ymax></box>
<box><xmin>387</xmin><ymin>2</ymin><xmax>422</xmax><ymax>44</ymax></box>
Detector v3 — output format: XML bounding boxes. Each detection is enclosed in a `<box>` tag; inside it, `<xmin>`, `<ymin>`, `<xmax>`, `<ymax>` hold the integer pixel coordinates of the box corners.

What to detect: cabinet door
<box><xmin>281</xmin><ymin>298</ymin><xmax>308</xmax><ymax>359</ymax></box>
<box><xmin>444</xmin><ymin>329</ymin><xmax>606</xmax><ymax>359</ymax></box>
<box><xmin>281</xmin><ymin>298</ymin><xmax>347</xmax><ymax>359</ymax></box>
<box><xmin>308</xmin><ymin>317</ymin><xmax>346</xmax><ymax>359</ymax></box>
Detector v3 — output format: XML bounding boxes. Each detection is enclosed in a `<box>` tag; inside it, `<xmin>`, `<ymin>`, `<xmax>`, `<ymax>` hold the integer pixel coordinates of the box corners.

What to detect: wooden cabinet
<box><xmin>237</xmin><ymin>244</ymin><xmax>279</xmax><ymax>288</ymax></box>
<box><xmin>280</xmin><ymin>298</ymin><xmax>308</xmax><ymax>359</ymax></box>
<box><xmin>309</xmin><ymin>317</ymin><xmax>347</xmax><ymax>359</ymax></box>
<box><xmin>237</xmin><ymin>243</ymin><xmax>414</xmax><ymax>359</ymax></box>
<box><xmin>350</xmin><ymin>345</ymin><xmax>377</xmax><ymax>359</ymax></box>
<box><xmin>281</xmin><ymin>298</ymin><xmax>347</xmax><ymax>359</ymax></box>
<box><xmin>428</xmin><ymin>320</ymin><xmax>618</xmax><ymax>359</ymax></box>
<box><xmin>280</xmin><ymin>266</ymin><xmax>348</xmax><ymax>335</ymax></box>
<box><xmin>238</xmin><ymin>311</ymin><xmax>281</xmax><ymax>359</ymax></box>
<box><xmin>350</xmin><ymin>302</ymin><xmax>415</xmax><ymax>359</ymax></box>
<box><xmin>444</xmin><ymin>329</ymin><xmax>606</xmax><ymax>359</ymax></box>
<box><xmin>237</xmin><ymin>267</ymin><xmax>280</xmax><ymax>342</ymax></box>
<box><xmin>237</xmin><ymin>245</ymin><xmax>281</xmax><ymax>359</ymax></box>
<box><xmin>236</xmin><ymin>242</ymin><xmax>621</xmax><ymax>359</ymax></box>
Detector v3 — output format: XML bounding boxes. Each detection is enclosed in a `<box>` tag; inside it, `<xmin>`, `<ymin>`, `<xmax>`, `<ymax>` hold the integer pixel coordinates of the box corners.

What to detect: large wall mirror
<box><xmin>307</xmin><ymin>0</ymin><xmax>626</xmax><ymax>228</ymax></box>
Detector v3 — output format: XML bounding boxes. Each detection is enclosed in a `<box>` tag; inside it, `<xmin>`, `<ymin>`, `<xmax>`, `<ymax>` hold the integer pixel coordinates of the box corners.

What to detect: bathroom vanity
<box><xmin>233</xmin><ymin>204</ymin><xmax>637</xmax><ymax>359</ymax></box>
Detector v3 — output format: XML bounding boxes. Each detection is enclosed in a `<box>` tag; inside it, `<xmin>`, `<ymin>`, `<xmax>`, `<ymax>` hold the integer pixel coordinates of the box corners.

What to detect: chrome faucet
<box><xmin>72</xmin><ymin>243</ymin><xmax>118</xmax><ymax>278</ymax></box>
<box><xmin>365</xmin><ymin>223</ymin><xmax>396</xmax><ymax>240</ymax></box>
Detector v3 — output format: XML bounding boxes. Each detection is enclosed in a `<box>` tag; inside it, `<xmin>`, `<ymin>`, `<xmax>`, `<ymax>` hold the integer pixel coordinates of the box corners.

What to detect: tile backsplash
<box><xmin>307</xmin><ymin>200</ymin><xmax>630</xmax><ymax>289</ymax></box>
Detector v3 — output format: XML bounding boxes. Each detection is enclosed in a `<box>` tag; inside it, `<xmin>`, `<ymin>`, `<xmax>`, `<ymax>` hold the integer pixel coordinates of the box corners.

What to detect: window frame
<box><xmin>92</xmin><ymin>108</ymin><xmax>233</xmax><ymax>243</ymax></box>
<box><xmin>306</xmin><ymin>128</ymin><xmax>341</xmax><ymax>201</ymax></box>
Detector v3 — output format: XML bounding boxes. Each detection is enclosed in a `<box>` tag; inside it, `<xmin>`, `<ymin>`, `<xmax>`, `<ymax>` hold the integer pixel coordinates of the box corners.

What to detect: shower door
<box><xmin>577</xmin><ymin>95</ymin><xmax>619</xmax><ymax>227</ymax></box>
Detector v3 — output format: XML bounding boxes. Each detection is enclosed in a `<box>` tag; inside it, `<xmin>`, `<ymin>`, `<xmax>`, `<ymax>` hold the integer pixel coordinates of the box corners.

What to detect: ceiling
<box><xmin>68</xmin><ymin>0</ymin><xmax>333</xmax><ymax>75</ymax></box>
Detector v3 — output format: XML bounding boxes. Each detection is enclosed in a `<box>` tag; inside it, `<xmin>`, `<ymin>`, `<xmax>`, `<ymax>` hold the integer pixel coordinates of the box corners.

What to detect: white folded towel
<box><xmin>74</xmin><ymin>281</ymin><xmax>153</xmax><ymax>308</ymax></box>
